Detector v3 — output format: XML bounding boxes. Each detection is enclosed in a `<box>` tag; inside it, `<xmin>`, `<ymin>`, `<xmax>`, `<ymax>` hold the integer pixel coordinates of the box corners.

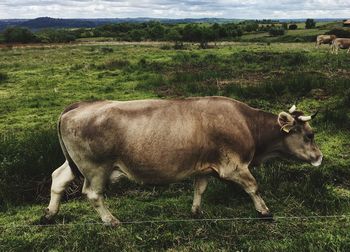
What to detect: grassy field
<box><xmin>240</xmin><ymin>21</ymin><xmax>344</xmax><ymax>43</ymax></box>
<box><xmin>0</xmin><ymin>42</ymin><xmax>350</xmax><ymax>251</ymax></box>
<box><xmin>240</xmin><ymin>29</ymin><xmax>329</xmax><ymax>42</ymax></box>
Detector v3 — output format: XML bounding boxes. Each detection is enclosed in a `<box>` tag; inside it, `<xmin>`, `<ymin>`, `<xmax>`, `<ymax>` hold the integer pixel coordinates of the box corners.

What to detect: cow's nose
<box><xmin>311</xmin><ymin>154</ymin><xmax>323</xmax><ymax>167</ymax></box>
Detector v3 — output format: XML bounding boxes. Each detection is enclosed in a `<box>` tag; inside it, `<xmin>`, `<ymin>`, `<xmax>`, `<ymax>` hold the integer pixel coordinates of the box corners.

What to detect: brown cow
<box><xmin>316</xmin><ymin>35</ymin><xmax>336</xmax><ymax>48</ymax></box>
<box><xmin>42</xmin><ymin>97</ymin><xmax>323</xmax><ymax>226</ymax></box>
<box><xmin>331</xmin><ymin>38</ymin><xmax>350</xmax><ymax>54</ymax></box>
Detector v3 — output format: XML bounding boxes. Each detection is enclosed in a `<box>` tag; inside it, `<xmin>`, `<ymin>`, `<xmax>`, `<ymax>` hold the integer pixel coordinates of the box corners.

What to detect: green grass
<box><xmin>240</xmin><ymin>28</ymin><xmax>331</xmax><ymax>43</ymax></box>
<box><xmin>0</xmin><ymin>41</ymin><xmax>350</xmax><ymax>251</ymax></box>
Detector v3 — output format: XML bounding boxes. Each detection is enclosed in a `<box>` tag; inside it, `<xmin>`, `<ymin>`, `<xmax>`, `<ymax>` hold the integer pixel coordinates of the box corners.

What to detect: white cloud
<box><xmin>0</xmin><ymin>0</ymin><xmax>349</xmax><ymax>19</ymax></box>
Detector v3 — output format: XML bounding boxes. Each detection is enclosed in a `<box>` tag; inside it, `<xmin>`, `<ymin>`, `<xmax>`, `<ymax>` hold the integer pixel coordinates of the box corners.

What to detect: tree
<box><xmin>129</xmin><ymin>29</ymin><xmax>144</xmax><ymax>42</ymax></box>
<box><xmin>305</xmin><ymin>19</ymin><xmax>316</xmax><ymax>29</ymax></box>
<box><xmin>181</xmin><ymin>24</ymin><xmax>215</xmax><ymax>49</ymax></box>
<box><xmin>165</xmin><ymin>28</ymin><xmax>183</xmax><ymax>48</ymax></box>
<box><xmin>147</xmin><ymin>22</ymin><xmax>165</xmax><ymax>40</ymax></box>
<box><xmin>282</xmin><ymin>23</ymin><xmax>288</xmax><ymax>29</ymax></box>
<box><xmin>3</xmin><ymin>26</ymin><xmax>37</xmax><ymax>43</ymax></box>
<box><xmin>37</xmin><ymin>29</ymin><xmax>76</xmax><ymax>43</ymax></box>
<box><xmin>244</xmin><ymin>22</ymin><xmax>259</xmax><ymax>32</ymax></box>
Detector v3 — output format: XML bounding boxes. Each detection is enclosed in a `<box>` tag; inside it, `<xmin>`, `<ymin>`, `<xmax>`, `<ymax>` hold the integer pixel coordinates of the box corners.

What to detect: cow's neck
<box><xmin>250</xmin><ymin>110</ymin><xmax>285</xmax><ymax>166</ymax></box>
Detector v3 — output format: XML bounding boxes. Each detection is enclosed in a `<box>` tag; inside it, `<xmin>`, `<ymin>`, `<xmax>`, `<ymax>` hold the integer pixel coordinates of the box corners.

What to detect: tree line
<box><xmin>0</xmin><ymin>19</ymin><xmax>319</xmax><ymax>45</ymax></box>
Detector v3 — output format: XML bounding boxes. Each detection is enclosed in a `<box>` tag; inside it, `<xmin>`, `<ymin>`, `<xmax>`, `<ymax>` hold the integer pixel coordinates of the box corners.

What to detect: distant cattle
<box><xmin>42</xmin><ymin>97</ymin><xmax>323</xmax><ymax>226</ymax></box>
<box><xmin>331</xmin><ymin>38</ymin><xmax>350</xmax><ymax>54</ymax></box>
<box><xmin>316</xmin><ymin>35</ymin><xmax>336</xmax><ymax>48</ymax></box>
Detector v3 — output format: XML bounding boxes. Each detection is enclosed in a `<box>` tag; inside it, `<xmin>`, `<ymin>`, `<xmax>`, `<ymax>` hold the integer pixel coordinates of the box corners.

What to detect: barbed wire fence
<box><xmin>1</xmin><ymin>214</ymin><xmax>350</xmax><ymax>229</ymax></box>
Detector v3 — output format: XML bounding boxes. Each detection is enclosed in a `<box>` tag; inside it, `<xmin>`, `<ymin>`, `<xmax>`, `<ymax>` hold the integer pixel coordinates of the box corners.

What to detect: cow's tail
<box><xmin>57</xmin><ymin>114</ymin><xmax>83</xmax><ymax>178</ymax></box>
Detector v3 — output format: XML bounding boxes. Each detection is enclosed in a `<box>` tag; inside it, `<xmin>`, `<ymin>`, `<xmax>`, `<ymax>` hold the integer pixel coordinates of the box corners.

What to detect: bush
<box><xmin>3</xmin><ymin>26</ymin><xmax>37</xmax><ymax>43</ymax></box>
<box><xmin>269</xmin><ymin>27</ymin><xmax>285</xmax><ymax>36</ymax></box>
<box><xmin>37</xmin><ymin>29</ymin><xmax>76</xmax><ymax>43</ymax></box>
<box><xmin>325</xmin><ymin>28</ymin><xmax>350</xmax><ymax>38</ymax></box>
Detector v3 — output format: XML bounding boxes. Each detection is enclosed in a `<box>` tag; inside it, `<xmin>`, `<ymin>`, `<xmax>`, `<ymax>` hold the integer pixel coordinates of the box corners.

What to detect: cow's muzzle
<box><xmin>311</xmin><ymin>154</ymin><xmax>323</xmax><ymax>167</ymax></box>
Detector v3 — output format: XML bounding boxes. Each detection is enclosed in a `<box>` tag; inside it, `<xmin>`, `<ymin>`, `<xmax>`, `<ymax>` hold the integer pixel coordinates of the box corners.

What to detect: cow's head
<box><xmin>277</xmin><ymin>105</ymin><xmax>323</xmax><ymax>166</ymax></box>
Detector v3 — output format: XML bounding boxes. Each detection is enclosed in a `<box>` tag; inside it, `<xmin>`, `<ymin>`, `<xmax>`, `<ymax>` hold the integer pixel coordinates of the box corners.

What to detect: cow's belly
<box><xmin>340</xmin><ymin>44</ymin><xmax>350</xmax><ymax>49</ymax></box>
<box><xmin>114</xmin><ymin>159</ymin><xmax>200</xmax><ymax>184</ymax></box>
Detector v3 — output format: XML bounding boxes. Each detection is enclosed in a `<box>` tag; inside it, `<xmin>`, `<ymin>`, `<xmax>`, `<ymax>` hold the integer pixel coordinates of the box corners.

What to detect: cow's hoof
<box><xmin>191</xmin><ymin>207</ymin><xmax>203</xmax><ymax>218</ymax></box>
<box><xmin>257</xmin><ymin>211</ymin><xmax>274</xmax><ymax>221</ymax></box>
<box><xmin>104</xmin><ymin>218</ymin><xmax>121</xmax><ymax>227</ymax></box>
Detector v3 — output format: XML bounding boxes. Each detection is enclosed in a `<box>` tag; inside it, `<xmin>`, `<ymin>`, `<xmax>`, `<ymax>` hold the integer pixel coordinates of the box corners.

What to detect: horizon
<box><xmin>0</xmin><ymin>1</ymin><xmax>349</xmax><ymax>20</ymax></box>
<box><xmin>0</xmin><ymin>16</ymin><xmax>347</xmax><ymax>21</ymax></box>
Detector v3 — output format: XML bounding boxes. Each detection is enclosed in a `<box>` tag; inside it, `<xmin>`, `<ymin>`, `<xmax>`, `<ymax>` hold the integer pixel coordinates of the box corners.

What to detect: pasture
<box><xmin>0</xmin><ymin>41</ymin><xmax>350</xmax><ymax>251</ymax></box>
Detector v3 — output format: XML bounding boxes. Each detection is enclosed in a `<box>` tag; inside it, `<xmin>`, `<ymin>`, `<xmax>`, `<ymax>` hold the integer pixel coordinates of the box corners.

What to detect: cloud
<box><xmin>0</xmin><ymin>0</ymin><xmax>349</xmax><ymax>19</ymax></box>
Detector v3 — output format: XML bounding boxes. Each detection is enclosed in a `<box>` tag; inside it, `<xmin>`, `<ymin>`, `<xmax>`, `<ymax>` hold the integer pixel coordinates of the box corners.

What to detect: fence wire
<box><xmin>1</xmin><ymin>214</ymin><xmax>350</xmax><ymax>229</ymax></box>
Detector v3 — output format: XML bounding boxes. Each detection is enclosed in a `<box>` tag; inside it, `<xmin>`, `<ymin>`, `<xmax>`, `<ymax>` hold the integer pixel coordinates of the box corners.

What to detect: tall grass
<box><xmin>0</xmin><ymin>129</ymin><xmax>64</xmax><ymax>208</ymax></box>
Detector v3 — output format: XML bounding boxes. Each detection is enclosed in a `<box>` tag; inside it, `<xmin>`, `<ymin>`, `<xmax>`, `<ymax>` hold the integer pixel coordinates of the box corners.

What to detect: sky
<box><xmin>0</xmin><ymin>0</ymin><xmax>349</xmax><ymax>19</ymax></box>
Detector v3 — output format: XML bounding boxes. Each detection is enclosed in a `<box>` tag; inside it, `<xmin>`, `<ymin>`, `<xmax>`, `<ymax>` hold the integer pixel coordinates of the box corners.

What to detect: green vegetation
<box><xmin>305</xmin><ymin>19</ymin><xmax>317</xmax><ymax>29</ymax></box>
<box><xmin>3</xmin><ymin>20</ymin><xmax>346</xmax><ymax>46</ymax></box>
<box><xmin>3</xmin><ymin>26</ymin><xmax>37</xmax><ymax>43</ymax></box>
<box><xmin>268</xmin><ymin>27</ymin><xmax>285</xmax><ymax>36</ymax></box>
<box><xmin>0</xmin><ymin>42</ymin><xmax>349</xmax><ymax>251</ymax></box>
<box><xmin>326</xmin><ymin>28</ymin><xmax>350</xmax><ymax>38</ymax></box>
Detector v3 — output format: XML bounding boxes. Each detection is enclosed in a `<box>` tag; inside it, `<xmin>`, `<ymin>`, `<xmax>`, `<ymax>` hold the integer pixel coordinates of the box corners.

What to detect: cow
<box><xmin>42</xmin><ymin>97</ymin><xmax>323</xmax><ymax>226</ymax></box>
<box><xmin>316</xmin><ymin>35</ymin><xmax>336</xmax><ymax>48</ymax></box>
<box><xmin>331</xmin><ymin>38</ymin><xmax>350</xmax><ymax>54</ymax></box>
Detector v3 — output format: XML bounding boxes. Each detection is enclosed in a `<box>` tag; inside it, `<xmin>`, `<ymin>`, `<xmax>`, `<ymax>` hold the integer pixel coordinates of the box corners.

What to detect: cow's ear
<box><xmin>278</xmin><ymin>112</ymin><xmax>295</xmax><ymax>133</ymax></box>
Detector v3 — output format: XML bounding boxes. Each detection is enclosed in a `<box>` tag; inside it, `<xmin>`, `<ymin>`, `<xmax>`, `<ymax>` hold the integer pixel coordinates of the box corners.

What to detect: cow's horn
<box><xmin>298</xmin><ymin>115</ymin><xmax>312</xmax><ymax>122</ymax></box>
<box><xmin>311</xmin><ymin>110</ymin><xmax>319</xmax><ymax>119</ymax></box>
<box><xmin>289</xmin><ymin>105</ymin><xmax>296</xmax><ymax>114</ymax></box>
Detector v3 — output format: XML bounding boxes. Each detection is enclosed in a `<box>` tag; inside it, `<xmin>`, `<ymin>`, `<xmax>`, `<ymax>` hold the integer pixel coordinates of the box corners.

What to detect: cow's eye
<box><xmin>306</xmin><ymin>133</ymin><xmax>314</xmax><ymax>140</ymax></box>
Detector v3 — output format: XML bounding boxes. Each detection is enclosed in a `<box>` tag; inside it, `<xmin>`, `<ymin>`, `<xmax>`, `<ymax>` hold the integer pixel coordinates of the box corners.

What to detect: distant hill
<box><xmin>0</xmin><ymin>17</ymin><xmax>238</xmax><ymax>31</ymax></box>
<box><xmin>20</xmin><ymin>17</ymin><xmax>97</xmax><ymax>29</ymax></box>
<box><xmin>0</xmin><ymin>17</ymin><xmax>346</xmax><ymax>31</ymax></box>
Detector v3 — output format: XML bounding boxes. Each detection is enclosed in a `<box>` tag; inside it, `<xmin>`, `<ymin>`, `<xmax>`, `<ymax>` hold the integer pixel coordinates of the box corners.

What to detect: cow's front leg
<box><xmin>219</xmin><ymin>164</ymin><xmax>271</xmax><ymax>218</ymax></box>
<box><xmin>191</xmin><ymin>176</ymin><xmax>208</xmax><ymax>215</ymax></box>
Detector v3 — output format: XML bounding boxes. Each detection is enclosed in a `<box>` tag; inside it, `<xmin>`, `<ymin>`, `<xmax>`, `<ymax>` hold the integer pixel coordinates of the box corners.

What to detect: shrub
<box><xmin>325</xmin><ymin>28</ymin><xmax>350</xmax><ymax>38</ymax></box>
<box><xmin>3</xmin><ymin>26</ymin><xmax>37</xmax><ymax>43</ymax></box>
<box><xmin>269</xmin><ymin>27</ymin><xmax>285</xmax><ymax>36</ymax></box>
<box><xmin>37</xmin><ymin>29</ymin><xmax>76</xmax><ymax>43</ymax></box>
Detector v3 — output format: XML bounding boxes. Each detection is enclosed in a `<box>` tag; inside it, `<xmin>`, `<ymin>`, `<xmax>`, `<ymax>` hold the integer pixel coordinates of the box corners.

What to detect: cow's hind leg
<box><xmin>219</xmin><ymin>164</ymin><xmax>272</xmax><ymax>219</ymax></box>
<box><xmin>191</xmin><ymin>176</ymin><xmax>208</xmax><ymax>215</ymax></box>
<box><xmin>43</xmin><ymin>161</ymin><xmax>75</xmax><ymax>221</ymax></box>
<box><xmin>82</xmin><ymin>170</ymin><xmax>120</xmax><ymax>226</ymax></box>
